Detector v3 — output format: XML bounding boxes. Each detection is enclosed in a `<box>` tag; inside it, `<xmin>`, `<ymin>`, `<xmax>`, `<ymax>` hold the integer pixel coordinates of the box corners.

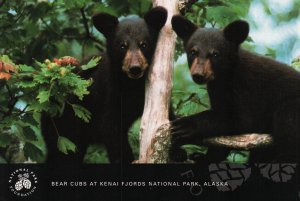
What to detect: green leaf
<box><xmin>33</xmin><ymin>74</ymin><xmax>50</xmax><ymax>84</ymax></box>
<box><xmin>71</xmin><ymin>104</ymin><xmax>91</xmax><ymax>123</ymax></box>
<box><xmin>292</xmin><ymin>56</ymin><xmax>300</xmax><ymax>71</ymax></box>
<box><xmin>83</xmin><ymin>144</ymin><xmax>109</xmax><ymax>164</ymax></box>
<box><xmin>265</xmin><ymin>47</ymin><xmax>276</xmax><ymax>59</ymax></box>
<box><xmin>0</xmin><ymin>155</ymin><xmax>7</xmax><ymax>164</ymax></box>
<box><xmin>23</xmin><ymin>142</ymin><xmax>44</xmax><ymax>162</ymax></box>
<box><xmin>0</xmin><ymin>133</ymin><xmax>13</xmax><ymax>148</ymax></box>
<box><xmin>58</xmin><ymin>0</ymin><xmax>89</xmax><ymax>9</ymax></box>
<box><xmin>37</xmin><ymin>90</ymin><xmax>50</xmax><ymax>103</ymax></box>
<box><xmin>34</xmin><ymin>60</ymin><xmax>47</xmax><ymax>68</ymax></box>
<box><xmin>246</xmin><ymin>36</ymin><xmax>254</xmax><ymax>43</ymax></box>
<box><xmin>23</xmin><ymin>126</ymin><xmax>38</xmax><ymax>141</ymax></box>
<box><xmin>22</xmin><ymin>113</ymin><xmax>40</xmax><ymax>125</ymax></box>
<box><xmin>225</xmin><ymin>150</ymin><xmax>250</xmax><ymax>164</ymax></box>
<box><xmin>181</xmin><ymin>144</ymin><xmax>208</xmax><ymax>158</ymax></box>
<box><xmin>0</xmin><ymin>55</ymin><xmax>14</xmax><ymax>64</ymax></box>
<box><xmin>57</xmin><ymin>136</ymin><xmax>77</xmax><ymax>155</ymax></box>
<box><xmin>18</xmin><ymin>64</ymin><xmax>35</xmax><ymax>72</ymax></box>
<box><xmin>81</xmin><ymin>57</ymin><xmax>101</xmax><ymax>71</ymax></box>
<box><xmin>18</xmin><ymin>81</ymin><xmax>37</xmax><ymax>88</ymax></box>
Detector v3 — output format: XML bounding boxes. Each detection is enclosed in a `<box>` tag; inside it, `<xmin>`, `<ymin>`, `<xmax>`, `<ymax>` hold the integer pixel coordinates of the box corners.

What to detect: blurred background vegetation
<box><xmin>0</xmin><ymin>0</ymin><xmax>299</xmax><ymax>163</ymax></box>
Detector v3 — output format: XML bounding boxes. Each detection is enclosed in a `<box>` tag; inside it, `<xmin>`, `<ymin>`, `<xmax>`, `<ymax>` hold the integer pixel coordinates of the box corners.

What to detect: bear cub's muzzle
<box><xmin>122</xmin><ymin>49</ymin><xmax>149</xmax><ymax>79</ymax></box>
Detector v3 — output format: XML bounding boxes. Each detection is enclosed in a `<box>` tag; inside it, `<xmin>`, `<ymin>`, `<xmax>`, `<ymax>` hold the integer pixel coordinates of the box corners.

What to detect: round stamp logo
<box><xmin>8</xmin><ymin>168</ymin><xmax>38</xmax><ymax>197</ymax></box>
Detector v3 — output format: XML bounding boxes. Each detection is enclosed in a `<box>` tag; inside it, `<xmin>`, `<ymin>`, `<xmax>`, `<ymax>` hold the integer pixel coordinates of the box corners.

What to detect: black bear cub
<box><xmin>41</xmin><ymin>7</ymin><xmax>167</xmax><ymax>164</ymax></box>
<box><xmin>171</xmin><ymin>16</ymin><xmax>300</xmax><ymax>162</ymax></box>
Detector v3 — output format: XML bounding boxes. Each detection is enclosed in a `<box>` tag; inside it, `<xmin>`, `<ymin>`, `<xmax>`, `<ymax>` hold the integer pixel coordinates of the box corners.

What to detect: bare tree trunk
<box><xmin>137</xmin><ymin>0</ymin><xmax>178</xmax><ymax>163</ymax></box>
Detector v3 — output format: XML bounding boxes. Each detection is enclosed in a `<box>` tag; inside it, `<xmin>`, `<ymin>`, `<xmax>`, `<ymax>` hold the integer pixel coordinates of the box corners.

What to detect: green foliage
<box><xmin>261</xmin><ymin>0</ymin><xmax>300</xmax><ymax>23</ymax></box>
<box><xmin>71</xmin><ymin>104</ymin><xmax>92</xmax><ymax>123</ymax></box>
<box><xmin>83</xmin><ymin>144</ymin><xmax>109</xmax><ymax>163</ymax></box>
<box><xmin>181</xmin><ymin>144</ymin><xmax>208</xmax><ymax>158</ymax></box>
<box><xmin>172</xmin><ymin>63</ymin><xmax>210</xmax><ymax>117</ymax></box>
<box><xmin>292</xmin><ymin>56</ymin><xmax>300</xmax><ymax>71</ymax></box>
<box><xmin>0</xmin><ymin>0</ymin><xmax>152</xmax><ymax>65</ymax></box>
<box><xmin>0</xmin><ymin>0</ymin><xmax>298</xmax><ymax>164</ymax></box>
<box><xmin>0</xmin><ymin>0</ymin><xmax>151</xmax><ymax>163</ymax></box>
<box><xmin>0</xmin><ymin>155</ymin><xmax>7</xmax><ymax>164</ymax></box>
<box><xmin>23</xmin><ymin>142</ymin><xmax>44</xmax><ymax>162</ymax></box>
<box><xmin>128</xmin><ymin>119</ymin><xmax>141</xmax><ymax>159</ymax></box>
<box><xmin>185</xmin><ymin>0</ymin><xmax>251</xmax><ymax>28</ymax></box>
<box><xmin>81</xmin><ymin>56</ymin><xmax>101</xmax><ymax>70</ymax></box>
<box><xmin>0</xmin><ymin>0</ymin><xmax>96</xmax><ymax>64</ymax></box>
<box><xmin>265</xmin><ymin>47</ymin><xmax>277</xmax><ymax>59</ymax></box>
<box><xmin>0</xmin><ymin>132</ymin><xmax>13</xmax><ymax>148</ymax></box>
<box><xmin>57</xmin><ymin>136</ymin><xmax>77</xmax><ymax>155</ymax></box>
<box><xmin>225</xmin><ymin>150</ymin><xmax>250</xmax><ymax>164</ymax></box>
<box><xmin>0</xmin><ymin>55</ymin><xmax>98</xmax><ymax>162</ymax></box>
<box><xmin>172</xmin><ymin>89</ymin><xmax>209</xmax><ymax>117</ymax></box>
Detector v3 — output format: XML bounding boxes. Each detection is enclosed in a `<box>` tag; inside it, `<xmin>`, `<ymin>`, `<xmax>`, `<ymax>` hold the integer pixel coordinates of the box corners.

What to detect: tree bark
<box><xmin>137</xmin><ymin>0</ymin><xmax>178</xmax><ymax>163</ymax></box>
<box><xmin>203</xmin><ymin>133</ymin><xmax>273</xmax><ymax>150</ymax></box>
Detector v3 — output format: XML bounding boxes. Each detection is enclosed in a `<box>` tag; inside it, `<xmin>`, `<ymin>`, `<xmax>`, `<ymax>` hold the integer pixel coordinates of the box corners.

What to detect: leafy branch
<box><xmin>80</xmin><ymin>7</ymin><xmax>104</xmax><ymax>48</ymax></box>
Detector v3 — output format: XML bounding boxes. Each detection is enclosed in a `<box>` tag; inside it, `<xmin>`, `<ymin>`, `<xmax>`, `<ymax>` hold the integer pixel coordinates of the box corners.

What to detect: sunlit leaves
<box><xmin>0</xmin><ymin>55</ymin><xmax>97</xmax><ymax>162</ymax></box>
<box><xmin>292</xmin><ymin>56</ymin><xmax>300</xmax><ymax>71</ymax></box>
<box><xmin>81</xmin><ymin>56</ymin><xmax>100</xmax><ymax>70</ymax></box>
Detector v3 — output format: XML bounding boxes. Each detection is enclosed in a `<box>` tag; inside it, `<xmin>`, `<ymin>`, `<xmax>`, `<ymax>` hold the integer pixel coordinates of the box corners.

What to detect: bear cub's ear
<box><xmin>223</xmin><ymin>20</ymin><xmax>249</xmax><ymax>45</ymax></box>
<box><xmin>171</xmin><ymin>15</ymin><xmax>197</xmax><ymax>40</ymax></box>
<box><xmin>92</xmin><ymin>13</ymin><xmax>119</xmax><ymax>38</ymax></box>
<box><xmin>144</xmin><ymin>6</ymin><xmax>168</xmax><ymax>32</ymax></box>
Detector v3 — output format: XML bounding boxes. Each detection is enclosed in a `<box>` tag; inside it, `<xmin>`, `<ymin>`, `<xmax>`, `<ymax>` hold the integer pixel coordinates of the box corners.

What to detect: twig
<box><xmin>18</xmin><ymin>104</ymin><xmax>29</xmax><ymax>115</ymax></box>
<box><xmin>0</xmin><ymin>7</ymin><xmax>27</xmax><ymax>30</ymax></box>
<box><xmin>80</xmin><ymin>7</ymin><xmax>104</xmax><ymax>47</ymax></box>
<box><xmin>41</xmin><ymin>14</ymin><xmax>104</xmax><ymax>49</ymax></box>
<box><xmin>210</xmin><ymin>21</ymin><xmax>217</xmax><ymax>28</ymax></box>
<box><xmin>50</xmin><ymin>118</ymin><xmax>60</xmax><ymax>137</ymax></box>
<box><xmin>80</xmin><ymin>7</ymin><xmax>90</xmax><ymax>37</ymax></box>
<box><xmin>5</xmin><ymin>83</ymin><xmax>13</xmax><ymax>99</ymax></box>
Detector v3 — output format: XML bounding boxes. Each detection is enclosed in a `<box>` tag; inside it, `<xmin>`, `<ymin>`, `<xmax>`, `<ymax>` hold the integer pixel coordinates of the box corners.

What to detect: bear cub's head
<box><xmin>172</xmin><ymin>16</ymin><xmax>249</xmax><ymax>84</ymax></box>
<box><xmin>93</xmin><ymin>7</ymin><xmax>167</xmax><ymax>79</ymax></box>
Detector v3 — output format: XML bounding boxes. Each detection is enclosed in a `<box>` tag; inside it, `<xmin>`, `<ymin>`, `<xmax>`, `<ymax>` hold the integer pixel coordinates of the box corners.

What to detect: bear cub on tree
<box><xmin>170</xmin><ymin>16</ymin><xmax>300</xmax><ymax>162</ymax></box>
<box><xmin>41</xmin><ymin>7</ymin><xmax>167</xmax><ymax>164</ymax></box>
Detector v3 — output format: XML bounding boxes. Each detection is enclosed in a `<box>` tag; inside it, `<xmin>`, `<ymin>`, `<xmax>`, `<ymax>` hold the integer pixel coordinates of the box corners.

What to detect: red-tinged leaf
<box><xmin>0</xmin><ymin>72</ymin><xmax>11</xmax><ymax>80</ymax></box>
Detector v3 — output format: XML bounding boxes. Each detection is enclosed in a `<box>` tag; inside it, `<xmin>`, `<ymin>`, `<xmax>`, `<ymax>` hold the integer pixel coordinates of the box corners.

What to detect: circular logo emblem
<box><xmin>8</xmin><ymin>168</ymin><xmax>38</xmax><ymax>197</ymax></box>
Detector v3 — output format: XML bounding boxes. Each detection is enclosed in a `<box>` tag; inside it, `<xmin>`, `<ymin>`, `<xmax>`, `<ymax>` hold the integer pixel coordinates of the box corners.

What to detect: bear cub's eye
<box><xmin>188</xmin><ymin>49</ymin><xmax>198</xmax><ymax>59</ymax></box>
<box><xmin>139</xmin><ymin>41</ymin><xmax>148</xmax><ymax>49</ymax></box>
<box><xmin>210</xmin><ymin>51</ymin><xmax>220</xmax><ymax>58</ymax></box>
<box><xmin>120</xmin><ymin>42</ymin><xmax>128</xmax><ymax>50</ymax></box>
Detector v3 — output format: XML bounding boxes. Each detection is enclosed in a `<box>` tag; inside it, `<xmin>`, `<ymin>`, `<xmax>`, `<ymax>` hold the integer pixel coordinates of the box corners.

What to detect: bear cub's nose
<box><xmin>192</xmin><ymin>74</ymin><xmax>206</xmax><ymax>84</ymax></box>
<box><xmin>129</xmin><ymin>66</ymin><xmax>142</xmax><ymax>76</ymax></box>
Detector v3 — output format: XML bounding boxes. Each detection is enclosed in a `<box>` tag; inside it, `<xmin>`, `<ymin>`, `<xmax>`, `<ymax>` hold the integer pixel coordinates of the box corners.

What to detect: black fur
<box><xmin>171</xmin><ymin>16</ymin><xmax>300</xmax><ymax>162</ymax></box>
<box><xmin>41</xmin><ymin>7</ymin><xmax>167</xmax><ymax>164</ymax></box>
